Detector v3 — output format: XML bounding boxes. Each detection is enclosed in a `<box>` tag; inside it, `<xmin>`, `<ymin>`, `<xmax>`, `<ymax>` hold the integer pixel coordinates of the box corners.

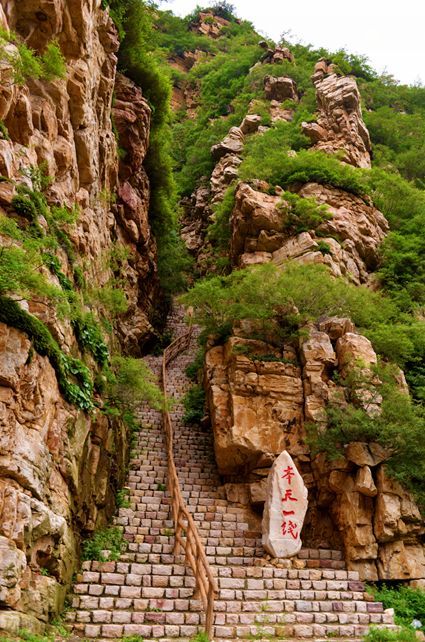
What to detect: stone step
<box><xmin>78</xmin><ymin>561</ymin><xmax>357</xmax><ymax>581</ymax></box>
<box><xmin>87</xmin><ymin>638</ymin><xmax>367</xmax><ymax>642</ymax></box>
<box><xmin>69</xmin><ymin>617</ymin><xmax>397</xmax><ymax>639</ymax></box>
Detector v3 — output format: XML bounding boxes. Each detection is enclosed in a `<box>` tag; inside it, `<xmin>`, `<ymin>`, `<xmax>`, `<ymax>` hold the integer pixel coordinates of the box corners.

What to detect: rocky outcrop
<box><xmin>0</xmin><ymin>0</ymin><xmax>158</xmax><ymax>631</ymax></box>
<box><xmin>264</xmin><ymin>76</ymin><xmax>298</xmax><ymax>102</ymax></box>
<box><xmin>192</xmin><ymin>11</ymin><xmax>231</xmax><ymax>39</ymax></box>
<box><xmin>230</xmin><ymin>181</ymin><xmax>388</xmax><ymax>283</ymax></box>
<box><xmin>302</xmin><ymin>59</ymin><xmax>372</xmax><ymax>168</ymax></box>
<box><xmin>204</xmin><ymin>318</ymin><xmax>425</xmax><ymax>579</ymax></box>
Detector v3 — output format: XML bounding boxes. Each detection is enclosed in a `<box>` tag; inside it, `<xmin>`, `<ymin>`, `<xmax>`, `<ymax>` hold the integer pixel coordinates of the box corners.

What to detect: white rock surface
<box><xmin>262</xmin><ymin>450</ymin><xmax>308</xmax><ymax>558</ymax></box>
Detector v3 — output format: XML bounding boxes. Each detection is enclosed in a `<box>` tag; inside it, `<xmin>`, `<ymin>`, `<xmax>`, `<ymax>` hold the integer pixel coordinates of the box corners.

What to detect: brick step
<box><xmin>75</xmin><ymin>572</ymin><xmax>364</xmax><ymax>594</ymax></box>
<box><xmin>78</xmin><ymin>561</ymin><xmax>357</xmax><ymax>581</ymax></box>
<box><xmin>87</xmin><ymin>638</ymin><xmax>367</xmax><ymax>642</ymax></box>
<box><xmin>68</xmin><ymin>616</ymin><xmax>397</xmax><ymax>639</ymax></box>
<box><xmin>70</xmin><ymin>592</ymin><xmax>383</xmax><ymax>615</ymax></box>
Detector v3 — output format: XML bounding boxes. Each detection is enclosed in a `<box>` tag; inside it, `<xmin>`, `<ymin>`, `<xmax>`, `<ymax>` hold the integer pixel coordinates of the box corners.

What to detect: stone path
<box><xmin>67</xmin><ymin>305</ymin><xmax>396</xmax><ymax>641</ymax></box>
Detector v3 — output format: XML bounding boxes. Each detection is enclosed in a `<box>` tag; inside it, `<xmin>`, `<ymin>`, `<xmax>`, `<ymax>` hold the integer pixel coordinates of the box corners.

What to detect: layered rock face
<box><xmin>303</xmin><ymin>59</ymin><xmax>372</xmax><ymax>169</ymax></box>
<box><xmin>0</xmin><ymin>0</ymin><xmax>157</xmax><ymax>631</ymax></box>
<box><xmin>230</xmin><ymin>181</ymin><xmax>388</xmax><ymax>283</ymax></box>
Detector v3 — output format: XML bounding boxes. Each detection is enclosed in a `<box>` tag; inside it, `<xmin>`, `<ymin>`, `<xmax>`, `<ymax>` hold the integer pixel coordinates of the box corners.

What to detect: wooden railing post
<box><xmin>161</xmin><ymin>320</ymin><xmax>216</xmax><ymax>639</ymax></box>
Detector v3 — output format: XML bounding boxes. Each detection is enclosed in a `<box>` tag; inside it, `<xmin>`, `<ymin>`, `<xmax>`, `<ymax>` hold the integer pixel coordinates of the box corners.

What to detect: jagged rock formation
<box><xmin>302</xmin><ymin>59</ymin><xmax>372</xmax><ymax>169</ymax></box>
<box><xmin>230</xmin><ymin>181</ymin><xmax>388</xmax><ymax>283</ymax></box>
<box><xmin>181</xmin><ymin>48</ymin><xmax>298</xmax><ymax>270</ymax></box>
<box><xmin>0</xmin><ymin>0</ymin><xmax>158</xmax><ymax>631</ymax></box>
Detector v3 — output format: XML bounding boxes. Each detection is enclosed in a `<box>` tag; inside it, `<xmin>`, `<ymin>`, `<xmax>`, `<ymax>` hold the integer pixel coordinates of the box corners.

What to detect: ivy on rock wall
<box><xmin>105</xmin><ymin>0</ymin><xmax>191</xmax><ymax>294</ymax></box>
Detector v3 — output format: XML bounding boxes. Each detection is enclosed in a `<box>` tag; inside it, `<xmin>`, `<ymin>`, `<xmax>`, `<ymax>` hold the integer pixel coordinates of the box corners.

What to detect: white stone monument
<box><xmin>262</xmin><ymin>450</ymin><xmax>308</xmax><ymax>558</ymax></box>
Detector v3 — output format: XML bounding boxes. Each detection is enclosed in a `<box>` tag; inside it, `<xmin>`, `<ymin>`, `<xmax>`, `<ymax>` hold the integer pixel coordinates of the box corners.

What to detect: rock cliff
<box><xmin>0</xmin><ymin>0</ymin><xmax>158</xmax><ymax>631</ymax></box>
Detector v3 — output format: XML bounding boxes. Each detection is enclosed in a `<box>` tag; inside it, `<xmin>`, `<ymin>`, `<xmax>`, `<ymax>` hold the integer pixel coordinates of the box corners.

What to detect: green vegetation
<box><xmin>72</xmin><ymin>312</ymin><xmax>109</xmax><ymax>365</ymax></box>
<box><xmin>116</xmin><ymin>488</ymin><xmax>131</xmax><ymax>508</ymax></box>
<box><xmin>104</xmin><ymin>0</ymin><xmax>191</xmax><ymax>294</ymax></box>
<box><xmin>207</xmin><ymin>184</ymin><xmax>237</xmax><ymax>249</ymax></box>
<box><xmin>190</xmin><ymin>633</ymin><xmax>210</xmax><ymax>642</ymax></box>
<box><xmin>363</xmin><ymin>628</ymin><xmax>417</xmax><ymax>642</ymax></box>
<box><xmin>0</xmin><ymin>29</ymin><xmax>66</xmax><ymax>84</ymax></box>
<box><xmin>241</xmin><ymin>148</ymin><xmax>369</xmax><ymax>196</ymax></box>
<box><xmin>278</xmin><ymin>191</ymin><xmax>332</xmax><ymax>234</ymax></box>
<box><xmin>103</xmin><ymin>356</ymin><xmax>165</xmax><ymax>427</ymax></box>
<box><xmin>183</xmin><ymin>384</ymin><xmax>206</xmax><ymax>424</ymax></box>
<box><xmin>81</xmin><ymin>526</ymin><xmax>126</xmax><ymax>561</ymax></box>
<box><xmin>180</xmin><ymin>263</ymin><xmax>399</xmax><ymax>341</ymax></box>
<box><xmin>181</xmin><ymin>261</ymin><xmax>425</xmax><ymax>506</ymax></box>
<box><xmin>185</xmin><ymin>347</ymin><xmax>206</xmax><ymax>381</ymax></box>
<box><xmin>368</xmin><ymin>584</ymin><xmax>425</xmax><ymax>632</ymax></box>
<box><xmin>308</xmin><ymin>363</ymin><xmax>425</xmax><ymax>508</ymax></box>
<box><xmin>0</xmin><ymin>296</ymin><xmax>94</xmax><ymax>410</ymax></box>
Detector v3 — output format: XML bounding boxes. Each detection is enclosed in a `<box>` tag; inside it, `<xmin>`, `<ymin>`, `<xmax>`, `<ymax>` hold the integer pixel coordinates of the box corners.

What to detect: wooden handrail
<box><xmin>161</xmin><ymin>324</ymin><xmax>217</xmax><ymax>639</ymax></box>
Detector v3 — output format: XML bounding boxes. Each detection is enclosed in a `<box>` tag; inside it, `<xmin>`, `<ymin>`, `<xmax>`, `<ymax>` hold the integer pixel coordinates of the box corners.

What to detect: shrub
<box><xmin>105</xmin><ymin>355</ymin><xmax>164</xmax><ymax>414</ymax></box>
<box><xmin>116</xmin><ymin>488</ymin><xmax>131</xmax><ymax>508</ymax></box>
<box><xmin>208</xmin><ymin>183</ymin><xmax>236</xmax><ymax>248</ymax></box>
<box><xmin>183</xmin><ymin>384</ymin><xmax>206</xmax><ymax>425</ymax></box>
<box><xmin>43</xmin><ymin>253</ymin><xmax>73</xmax><ymax>291</ymax></box>
<box><xmin>368</xmin><ymin>584</ymin><xmax>425</xmax><ymax>631</ymax></box>
<box><xmin>279</xmin><ymin>191</ymin><xmax>332</xmax><ymax>234</ymax></box>
<box><xmin>0</xmin><ymin>120</ymin><xmax>9</xmax><ymax>140</ymax></box>
<box><xmin>72</xmin><ymin>312</ymin><xmax>109</xmax><ymax>365</ymax></box>
<box><xmin>180</xmin><ymin>263</ymin><xmax>399</xmax><ymax>340</ymax></box>
<box><xmin>40</xmin><ymin>41</ymin><xmax>67</xmax><ymax>80</ymax></box>
<box><xmin>241</xmin><ymin>148</ymin><xmax>370</xmax><ymax>196</ymax></box>
<box><xmin>0</xmin><ymin>29</ymin><xmax>66</xmax><ymax>84</ymax></box>
<box><xmin>363</xmin><ymin>627</ymin><xmax>417</xmax><ymax>642</ymax></box>
<box><xmin>81</xmin><ymin>526</ymin><xmax>126</xmax><ymax>561</ymax></box>
<box><xmin>308</xmin><ymin>365</ymin><xmax>425</xmax><ymax>509</ymax></box>
<box><xmin>185</xmin><ymin>347</ymin><xmax>205</xmax><ymax>381</ymax></box>
<box><xmin>0</xmin><ymin>296</ymin><xmax>93</xmax><ymax>410</ymax></box>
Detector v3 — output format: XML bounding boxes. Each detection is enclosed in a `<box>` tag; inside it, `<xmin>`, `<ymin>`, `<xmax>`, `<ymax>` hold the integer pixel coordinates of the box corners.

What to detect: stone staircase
<box><xmin>66</xmin><ymin>305</ymin><xmax>396</xmax><ymax>641</ymax></box>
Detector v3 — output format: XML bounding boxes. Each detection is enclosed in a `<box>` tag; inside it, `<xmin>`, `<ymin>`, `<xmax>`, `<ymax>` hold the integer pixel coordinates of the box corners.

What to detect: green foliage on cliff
<box><xmin>0</xmin><ymin>29</ymin><xmax>66</xmax><ymax>84</ymax></box>
<box><xmin>181</xmin><ymin>262</ymin><xmax>399</xmax><ymax>338</ymax></box>
<box><xmin>105</xmin><ymin>0</ymin><xmax>190</xmax><ymax>293</ymax></box>
<box><xmin>240</xmin><ymin>148</ymin><xmax>370</xmax><ymax>196</ymax></box>
<box><xmin>278</xmin><ymin>191</ymin><xmax>332</xmax><ymax>233</ymax></box>
<box><xmin>308</xmin><ymin>363</ymin><xmax>425</xmax><ymax>508</ymax></box>
<box><xmin>0</xmin><ymin>296</ymin><xmax>94</xmax><ymax>410</ymax></box>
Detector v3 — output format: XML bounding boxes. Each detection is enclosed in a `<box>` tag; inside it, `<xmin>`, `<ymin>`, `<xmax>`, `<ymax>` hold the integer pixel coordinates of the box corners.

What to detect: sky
<box><xmin>165</xmin><ymin>0</ymin><xmax>425</xmax><ymax>86</ymax></box>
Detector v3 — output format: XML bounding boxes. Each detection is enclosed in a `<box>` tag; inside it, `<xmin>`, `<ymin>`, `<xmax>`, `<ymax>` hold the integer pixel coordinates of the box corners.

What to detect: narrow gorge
<box><xmin>0</xmin><ymin>2</ymin><xmax>425</xmax><ymax>641</ymax></box>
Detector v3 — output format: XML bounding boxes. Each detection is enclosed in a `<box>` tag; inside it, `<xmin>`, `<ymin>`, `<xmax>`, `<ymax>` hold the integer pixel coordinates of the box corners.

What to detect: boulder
<box><xmin>264</xmin><ymin>76</ymin><xmax>298</xmax><ymax>102</ymax></box>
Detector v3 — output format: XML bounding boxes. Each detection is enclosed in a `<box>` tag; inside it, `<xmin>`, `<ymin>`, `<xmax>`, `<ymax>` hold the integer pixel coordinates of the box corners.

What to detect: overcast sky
<box><xmin>165</xmin><ymin>0</ymin><xmax>425</xmax><ymax>86</ymax></box>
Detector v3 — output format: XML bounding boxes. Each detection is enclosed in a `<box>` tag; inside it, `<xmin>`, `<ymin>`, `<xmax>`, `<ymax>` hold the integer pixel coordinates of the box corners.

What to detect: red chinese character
<box><xmin>281</xmin><ymin>489</ymin><xmax>298</xmax><ymax>502</ymax></box>
<box><xmin>281</xmin><ymin>465</ymin><xmax>295</xmax><ymax>485</ymax></box>
<box><xmin>282</xmin><ymin>510</ymin><xmax>295</xmax><ymax>517</ymax></box>
<box><xmin>287</xmin><ymin>520</ymin><xmax>299</xmax><ymax>540</ymax></box>
<box><xmin>281</xmin><ymin>519</ymin><xmax>299</xmax><ymax>539</ymax></box>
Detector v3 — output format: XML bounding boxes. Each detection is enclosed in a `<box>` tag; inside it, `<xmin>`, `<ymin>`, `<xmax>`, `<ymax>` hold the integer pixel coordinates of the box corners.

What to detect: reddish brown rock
<box><xmin>302</xmin><ymin>60</ymin><xmax>372</xmax><ymax>168</ymax></box>
<box><xmin>264</xmin><ymin>76</ymin><xmax>298</xmax><ymax>102</ymax></box>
